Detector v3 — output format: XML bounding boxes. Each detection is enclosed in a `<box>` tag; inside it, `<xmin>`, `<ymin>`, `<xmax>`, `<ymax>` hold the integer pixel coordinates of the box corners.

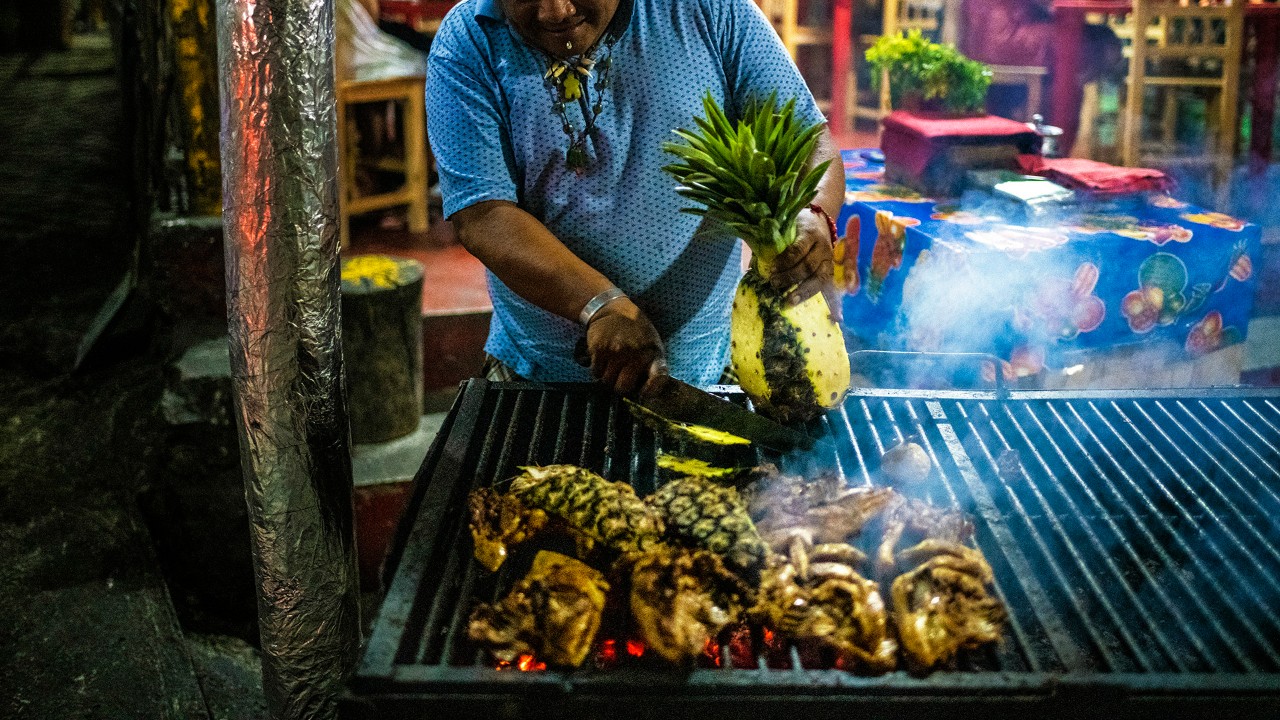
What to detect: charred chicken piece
<box><xmin>874</xmin><ymin>497</ymin><xmax>974</xmax><ymax>577</ymax></box>
<box><xmin>647</xmin><ymin>474</ymin><xmax>768</xmax><ymax>580</ymax></box>
<box><xmin>468</xmin><ymin>465</ymin><xmax>665</xmax><ymax>571</ymax></box>
<box><xmin>468</xmin><ymin>488</ymin><xmax>548</xmax><ymax>572</ymax></box>
<box><xmin>467</xmin><ymin>551</ymin><xmax>610</xmax><ymax>668</ymax></box>
<box><xmin>891</xmin><ymin>540</ymin><xmax>1005</xmax><ymax>673</ymax></box>
<box><xmin>748</xmin><ymin>556</ymin><xmax>805</xmax><ymax>630</ymax></box>
<box><xmin>805</xmin><ymin>543</ymin><xmax>869</xmax><ymax>583</ymax></box>
<box><xmin>626</xmin><ymin>547</ymin><xmax>752</xmax><ymax>666</ymax></box>
<box><xmin>750</xmin><ymin>556</ymin><xmax>896</xmax><ymax>674</ymax></box>
<box><xmin>786</xmin><ymin>575</ymin><xmax>899</xmax><ymax>674</ymax></box>
<box><xmin>748</xmin><ymin>465</ymin><xmax>897</xmax><ymax>554</ymax></box>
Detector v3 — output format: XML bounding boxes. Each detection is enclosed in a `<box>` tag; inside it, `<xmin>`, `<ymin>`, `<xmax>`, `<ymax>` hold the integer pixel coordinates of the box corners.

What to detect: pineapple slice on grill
<box><xmin>647</xmin><ymin>474</ymin><xmax>768</xmax><ymax>579</ymax></box>
<box><xmin>663</xmin><ymin>93</ymin><xmax>850</xmax><ymax>423</ymax></box>
<box><xmin>468</xmin><ymin>465</ymin><xmax>665</xmax><ymax>571</ymax></box>
<box><xmin>510</xmin><ymin>465</ymin><xmax>665</xmax><ymax>556</ymax></box>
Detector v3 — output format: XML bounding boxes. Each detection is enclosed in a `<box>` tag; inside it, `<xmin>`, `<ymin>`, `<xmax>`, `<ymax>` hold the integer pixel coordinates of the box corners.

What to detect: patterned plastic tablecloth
<box><xmin>834</xmin><ymin>150</ymin><xmax>1262</xmax><ymax>376</ymax></box>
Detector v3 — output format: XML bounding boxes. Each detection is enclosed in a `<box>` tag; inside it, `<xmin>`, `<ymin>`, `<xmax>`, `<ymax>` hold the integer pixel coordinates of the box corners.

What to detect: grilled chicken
<box><xmin>468</xmin><ymin>487</ymin><xmax>548</xmax><ymax>572</ymax></box>
<box><xmin>468</xmin><ymin>551</ymin><xmax>610</xmax><ymax>668</ymax></box>
<box><xmin>750</xmin><ymin>556</ymin><xmax>897</xmax><ymax>674</ymax></box>
<box><xmin>890</xmin><ymin>540</ymin><xmax>1006</xmax><ymax>673</ymax></box>
<box><xmin>748</xmin><ymin>465</ymin><xmax>897</xmax><ymax>552</ymax></box>
<box><xmin>626</xmin><ymin>547</ymin><xmax>752</xmax><ymax>666</ymax></box>
<box><xmin>874</xmin><ymin>497</ymin><xmax>974</xmax><ymax>577</ymax></box>
<box><xmin>468</xmin><ymin>465</ymin><xmax>665</xmax><ymax>571</ymax></box>
<box><xmin>647</xmin><ymin>474</ymin><xmax>768</xmax><ymax>580</ymax></box>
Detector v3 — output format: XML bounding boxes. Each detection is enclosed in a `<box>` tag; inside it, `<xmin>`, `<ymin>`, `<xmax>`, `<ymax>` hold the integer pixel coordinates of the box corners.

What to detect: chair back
<box><xmin>1121</xmin><ymin>0</ymin><xmax>1246</xmax><ymax>170</ymax></box>
<box><xmin>884</xmin><ymin>0</ymin><xmax>947</xmax><ymax>38</ymax></box>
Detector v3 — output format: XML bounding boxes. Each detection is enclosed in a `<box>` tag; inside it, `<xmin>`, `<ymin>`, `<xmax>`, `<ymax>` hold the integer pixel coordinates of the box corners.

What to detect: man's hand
<box><xmin>768</xmin><ymin>207</ymin><xmax>842</xmax><ymax>321</ymax></box>
<box><xmin>585</xmin><ymin>299</ymin><xmax>668</xmax><ymax>396</ymax></box>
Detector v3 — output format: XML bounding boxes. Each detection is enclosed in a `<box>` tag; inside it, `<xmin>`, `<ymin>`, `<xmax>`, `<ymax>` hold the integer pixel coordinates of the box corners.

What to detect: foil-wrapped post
<box><xmin>215</xmin><ymin>0</ymin><xmax>361</xmax><ymax>718</ymax></box>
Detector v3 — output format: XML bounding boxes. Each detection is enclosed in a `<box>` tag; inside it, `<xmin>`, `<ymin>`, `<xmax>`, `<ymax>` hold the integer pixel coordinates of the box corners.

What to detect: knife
<box><xmin>572</xmin><ymin>337</ymin><xmax>813</xmax><ymax>452</ymax></box>
<box><xmin>636</xmin><ymin>373</ymin><xmax>814</xmax><ymax>453</ymax></box>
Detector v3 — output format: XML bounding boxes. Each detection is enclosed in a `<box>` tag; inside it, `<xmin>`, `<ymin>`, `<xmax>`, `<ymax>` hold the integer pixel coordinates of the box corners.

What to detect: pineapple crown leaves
<box><xmin>661</xmin><ymin>92</ymin><xmax>831</xmax><ymax>259</ymax></box>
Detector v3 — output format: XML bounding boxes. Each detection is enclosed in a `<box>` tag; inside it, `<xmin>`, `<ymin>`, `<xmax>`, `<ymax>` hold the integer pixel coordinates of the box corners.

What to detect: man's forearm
<box><xmin>811</xmin><ymin>128</ymin><xmax>845</xmax><ymax>219</ymax></box>
<box><xmin>452</xmin><ymin>200</ymin><xmax>615</xmax><ymax>323</ymax></box>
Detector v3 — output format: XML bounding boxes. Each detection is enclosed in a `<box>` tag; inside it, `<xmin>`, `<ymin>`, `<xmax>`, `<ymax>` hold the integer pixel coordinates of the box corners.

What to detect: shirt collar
<box><xmin>476</xmin><ymin>0</ymin><xmax>503</xmax><ymax>21</ymax></box>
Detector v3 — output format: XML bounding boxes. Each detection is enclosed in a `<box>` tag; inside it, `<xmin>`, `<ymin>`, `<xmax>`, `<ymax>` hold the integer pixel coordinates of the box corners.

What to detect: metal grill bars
<box><xmin>359</xmin><ymin>381</ymin><xmax>1280</xmax><ymax>697</ymax></box>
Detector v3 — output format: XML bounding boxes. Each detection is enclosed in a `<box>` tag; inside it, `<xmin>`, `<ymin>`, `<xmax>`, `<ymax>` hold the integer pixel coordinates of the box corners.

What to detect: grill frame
<box><xmin>348</xmin><ymin>380</ymin><xmax>1280</xmax><ymax>719</ymax></box>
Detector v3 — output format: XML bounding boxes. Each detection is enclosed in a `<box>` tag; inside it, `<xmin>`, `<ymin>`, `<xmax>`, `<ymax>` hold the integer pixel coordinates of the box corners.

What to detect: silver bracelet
<box><xmin>578</xmin><ymin>287</ymin><xmax>627</xmax><ymax>326</ymax></box>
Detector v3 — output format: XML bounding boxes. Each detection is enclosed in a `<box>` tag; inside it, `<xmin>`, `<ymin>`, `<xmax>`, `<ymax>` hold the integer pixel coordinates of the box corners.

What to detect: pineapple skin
<box><xmin>509</xmin><ymin>465</ymin><xmax>665</xmax><ymax>556</ymax></box>
<box><xmin>648</xmin><ymin>475</ymin><xmax>768</xmax><ymax>579</ymax></box>
<box><xmin>730</xmin><ymin>269</ymin><xmax>850</xmax><ymax>423</ymax></box>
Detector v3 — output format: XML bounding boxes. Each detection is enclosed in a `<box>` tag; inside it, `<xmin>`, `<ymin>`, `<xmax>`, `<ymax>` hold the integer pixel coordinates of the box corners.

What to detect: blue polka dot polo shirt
<box><xmin>426</xmin><ymin>0</ymin><xmax>824</xmax><ymax>387</ymax></box>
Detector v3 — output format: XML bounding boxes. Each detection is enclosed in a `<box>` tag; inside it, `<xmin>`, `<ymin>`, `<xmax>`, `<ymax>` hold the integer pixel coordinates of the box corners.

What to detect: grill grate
<box><xmin>351</xmin><ymin>381</ymin><xmax>1280</xmax><ymax>718</ymax></box>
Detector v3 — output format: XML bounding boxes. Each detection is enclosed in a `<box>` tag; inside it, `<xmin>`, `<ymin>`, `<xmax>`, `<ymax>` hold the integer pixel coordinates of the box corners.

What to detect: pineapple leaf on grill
<box><xmin>662</xmin><ymin>92</ymin><xmax>831</xmax><ymax>270</ymax></box>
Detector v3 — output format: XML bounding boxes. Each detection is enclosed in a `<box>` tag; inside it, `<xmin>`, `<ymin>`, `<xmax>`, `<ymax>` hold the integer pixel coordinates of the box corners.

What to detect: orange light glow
<box><xmin>598</xmin><ymin>639</ymin><xmax>618</xmax><ymax>664</ymax></box>
<box><xmin>625</xmin><ymin>639</ymin><xmax>646</xmax><ymax>657</ymax></box>
<box><xmin>517</xmin><ymin>654</ymin><xmax>546</xmax><ymax>672</ymax></box>
<box><xmin>702</xmin><ymin>636</ymin><xmax>722</xmax><ymax>667</ymax></box>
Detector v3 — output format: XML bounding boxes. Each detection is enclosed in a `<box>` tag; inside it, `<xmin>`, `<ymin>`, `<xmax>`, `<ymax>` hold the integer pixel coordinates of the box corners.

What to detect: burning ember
<box><xmin>494</xmin><ymin>654</ymin><xmax>547</xmax><ymax>672</ymax></box>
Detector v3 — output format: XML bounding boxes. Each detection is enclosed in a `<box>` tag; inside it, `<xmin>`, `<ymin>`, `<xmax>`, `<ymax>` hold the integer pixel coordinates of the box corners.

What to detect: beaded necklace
<box><xmin>531</xmin><ymin>0</ymin><xmax>633</xmax><ymax>174</ymax></box>
<box><xmin>541</xmin><ymin>42</ymin><xmax>615</xmax><ymax>173</ymax></box>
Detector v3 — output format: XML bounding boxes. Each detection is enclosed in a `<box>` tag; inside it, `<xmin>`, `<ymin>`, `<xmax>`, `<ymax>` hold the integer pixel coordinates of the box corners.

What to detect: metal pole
<box><xmin>215</xmin><ymin>0</ymin><xmax>361</xmax><ymax>717</ymax></box>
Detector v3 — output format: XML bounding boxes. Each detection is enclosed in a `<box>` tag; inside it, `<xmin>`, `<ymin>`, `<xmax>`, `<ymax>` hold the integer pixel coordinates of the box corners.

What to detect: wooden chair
<box><xmin>1120</xmin><ymin>0</ymin><xmax>1245</xmax><ymax>188</ymax></box>
<box><xmin>336</xmin><ymin>75</ymin><xmax>430</xmax><ymax>249</ymax></box>
<box><xmin>986</xmin><ymin>64</ymin><xmax>1050</xmax><ymax>120</ymax></box>
<box><xmin>757</xmin><ymin>0</ymin><xmax>837</xmax><ymax>117</ymax></box>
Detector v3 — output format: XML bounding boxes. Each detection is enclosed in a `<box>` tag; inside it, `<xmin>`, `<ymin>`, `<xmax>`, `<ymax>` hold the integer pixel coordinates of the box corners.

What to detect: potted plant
<box><xmin>865</xmin><ymin>30</ymin><xmax>992</xmax><ymax>114</ymax></box>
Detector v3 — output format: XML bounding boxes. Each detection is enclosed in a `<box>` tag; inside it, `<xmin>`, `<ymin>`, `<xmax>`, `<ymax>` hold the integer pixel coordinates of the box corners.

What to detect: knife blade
<box><xmin>637</xmin><ymin>373</ymin><xmax>814</xmax><ymax>453</ymax></box>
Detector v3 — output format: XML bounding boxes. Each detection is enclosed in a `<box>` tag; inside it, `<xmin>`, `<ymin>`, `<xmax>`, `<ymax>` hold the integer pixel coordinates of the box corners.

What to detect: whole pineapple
<box><xmin>647</xmin><ymin>474</ymin><xmax>768</xmax><ymax>580</ymax></box>
<box><xmin>663</xmin><ymin>93</ymin><xmax>849</xmax><ymax>422</ymax></box>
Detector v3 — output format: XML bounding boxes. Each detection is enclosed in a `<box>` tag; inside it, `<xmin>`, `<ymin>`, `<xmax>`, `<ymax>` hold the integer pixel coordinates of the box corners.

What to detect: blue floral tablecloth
<box><xmin>835</xmin><ymin>149</ymin><xmax>1262</xmax><ymax>375</ymax></box>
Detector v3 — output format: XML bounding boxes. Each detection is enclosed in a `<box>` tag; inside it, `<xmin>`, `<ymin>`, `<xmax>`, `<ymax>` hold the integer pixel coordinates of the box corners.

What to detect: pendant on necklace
<box><xmin>566</xmin><ymin>143</ymin><xmax>589</xmax><ymax>173</ymax></box>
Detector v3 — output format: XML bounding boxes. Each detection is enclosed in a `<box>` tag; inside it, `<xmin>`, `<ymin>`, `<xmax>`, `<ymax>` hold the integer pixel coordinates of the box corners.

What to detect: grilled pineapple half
<box><xmin>663</xmin><ymin>93</ymin><xmax>850</xmax><ymax>423</ymax></box>
<box><xmin>647</xmin><ymin>474</ymin><xmax>768</xmax><ymax>579</ymax></box>
<box><xmin>509</xmin><ymin>465</ymin><xmax>665</xmax><ymax>559</ymax></box>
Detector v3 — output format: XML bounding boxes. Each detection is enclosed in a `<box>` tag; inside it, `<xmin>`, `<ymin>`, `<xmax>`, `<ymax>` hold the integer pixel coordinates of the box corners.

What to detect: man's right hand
<box><xmin>585</xmin><ymin>299</ymin><xmax>667</xmax><ymax>396</ymax></box>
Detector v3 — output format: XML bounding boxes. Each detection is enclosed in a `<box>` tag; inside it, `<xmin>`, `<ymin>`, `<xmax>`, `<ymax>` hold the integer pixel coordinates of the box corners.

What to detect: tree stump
<box><xmin>341</xmin><ymin>254</ymin><xmax>424</xmax><ymax>444</ymax></box>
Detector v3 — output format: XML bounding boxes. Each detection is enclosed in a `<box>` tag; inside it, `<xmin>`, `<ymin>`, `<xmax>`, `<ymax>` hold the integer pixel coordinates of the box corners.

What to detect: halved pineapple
<box><xmin>663</xmin><ymin>93</ymin><xmax>850</xmax><ymax>422</ymax></box>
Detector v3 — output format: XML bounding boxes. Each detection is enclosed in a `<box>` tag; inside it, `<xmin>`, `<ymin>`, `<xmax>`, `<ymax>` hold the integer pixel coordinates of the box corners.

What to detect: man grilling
<box><xmin>425</xmin><ymin>0</ymin><xmax>845</xmax><ymax>395</ymax></box>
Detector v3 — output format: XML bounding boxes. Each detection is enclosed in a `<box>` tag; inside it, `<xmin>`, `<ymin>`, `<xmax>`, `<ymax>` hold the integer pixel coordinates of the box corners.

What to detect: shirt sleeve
<box><xmin>710</xmin><ymin>0</ymin><xmax>827</xmax><ymax>129</ymax></box>
<box><xmin>425</xmin><ymin>21</ymin><xmax>519</xmax><ymax>219</ymax></box>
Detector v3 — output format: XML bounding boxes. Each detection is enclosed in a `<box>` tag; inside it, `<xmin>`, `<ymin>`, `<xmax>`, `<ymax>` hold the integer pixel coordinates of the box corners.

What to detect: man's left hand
<box><xmin>768</xmin><ymin>207</ymin><xmax>842</xmax><ymax>321</ymax></box>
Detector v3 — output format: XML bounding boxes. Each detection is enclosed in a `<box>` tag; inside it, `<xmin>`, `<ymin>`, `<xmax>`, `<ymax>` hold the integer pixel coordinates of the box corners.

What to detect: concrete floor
<box><xmin>0</xmin><ymin>35</ymin><xmax>264</xmax><ymax>720</ymax></box>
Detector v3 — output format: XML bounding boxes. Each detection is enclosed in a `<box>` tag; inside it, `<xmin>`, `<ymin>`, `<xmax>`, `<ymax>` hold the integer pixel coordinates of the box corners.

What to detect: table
<box><xmin>834</xmin><ymin>149</ymin><xmax>1262</xmax><ymax>382</ymax></box>
<box><xmin>1051</xmin><ymin>1</ymin><xmax>1280</xmax><ymax>171</ymax></box>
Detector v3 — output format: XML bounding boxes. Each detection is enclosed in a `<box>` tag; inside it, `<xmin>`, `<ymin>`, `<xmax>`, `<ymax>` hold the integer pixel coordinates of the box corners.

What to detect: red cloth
<box><xmin>881</xmin><ymin>111</ymin><xmax>1039</xmax><ymax>176</ymax></box>
<box><xmin>1017</xmin><ymin>155</ymin><xmax>1173</xmax><ymax>195</ymax></box>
